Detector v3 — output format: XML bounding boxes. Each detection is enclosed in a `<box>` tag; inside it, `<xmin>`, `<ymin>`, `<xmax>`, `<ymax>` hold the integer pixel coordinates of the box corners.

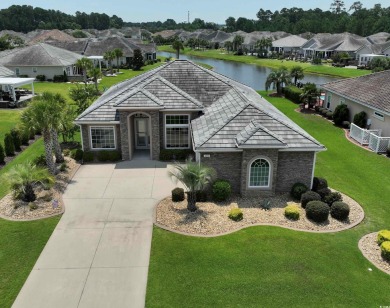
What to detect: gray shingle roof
<box><xmin>0</xmin><ymin>43</ymin><xmax>82</xmax><ymax>66</ymax></box>
<box><xmin>322</xmin><ymin>70</ymin><xmax>390</xmax><ymax>114</ymax></box>
<box><xmin>302</xmin><ymin>32</ymin><xmax>370</xmax><ymax>52</ymax></box>
<box><xmin>76</xmin><ymin>60</ymin><xmax>324</xmax><ymax>151</ymax></box>
<box><xmin>272</xmin><ymin>35</ymin><xmax>308</xmax><ymax>48</ymax></box>
<box><xmin>0</xmin><ymin>65</ymin><xmax>15</xmax><ymax>77</ymax></box>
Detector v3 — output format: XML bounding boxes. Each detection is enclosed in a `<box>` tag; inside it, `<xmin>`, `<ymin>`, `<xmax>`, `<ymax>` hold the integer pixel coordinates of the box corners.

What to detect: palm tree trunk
<box><xmin>43</xmin><ymin>130</ymin><xmax>56</xmax><ymax>175</ymax></box>
<box><xmin>176</xmin><ymin>49</ymin><xmax>179</xmax><ymax>59</ymax></box>
<box><xmin>83</xmin><ymin>69</ymin><xmax>87</xmax><ymax>83</ymax></box>
<box><xmin>51</xmin><ymin>129</ymin><xmax>64</xmax><ymax>163</ymax></box>
<box><xmin>23</xmin><ymin>183</ymin><xmax>36</xmax><ymax>202</ymax></box>
<box><xmin>117</xmin><ymin>57</ymin><xmax>120</xmax><ymax>72</ymax></box>
<box><xmin>186</xmin><ymin>191</ymin><xmax>197</xmax><ymax>212</ymax></box>
<box><xmin>110</xmin><ymin>62</ymin><xmax>113</xmax><ymax>75</ymax></box>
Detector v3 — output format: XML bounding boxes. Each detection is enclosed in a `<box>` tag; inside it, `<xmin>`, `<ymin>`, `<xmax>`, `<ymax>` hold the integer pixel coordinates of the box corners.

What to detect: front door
<box><xmin>134</xmin><ymin>118</ymin><xmax>150</xmax><ymax>149</ymax></box>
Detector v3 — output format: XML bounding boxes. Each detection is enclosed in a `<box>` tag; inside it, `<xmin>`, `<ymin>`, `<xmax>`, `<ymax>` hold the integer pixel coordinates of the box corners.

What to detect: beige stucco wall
<box><xmin>325</xmin><ymin>91</ymin><xmax>390</xmax><ymax>136</ymax></box>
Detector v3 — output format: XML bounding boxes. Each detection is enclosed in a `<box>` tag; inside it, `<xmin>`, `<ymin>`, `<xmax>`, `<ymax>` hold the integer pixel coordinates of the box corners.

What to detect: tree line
<box><xmin>0</xmin><ymin>5</ymin><xmax>124</xmax><ymax>33</ymax></box>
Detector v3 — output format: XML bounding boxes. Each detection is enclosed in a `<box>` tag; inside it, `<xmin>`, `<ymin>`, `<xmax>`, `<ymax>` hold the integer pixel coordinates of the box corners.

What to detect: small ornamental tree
<box><xmin>4</xmin><ymin>133</ymin><xmax>15</xmax><ymax>156</ymax></box>
<box><xmin>353</xmin><ymin>111</ymin><xmax>367</xmax><ymax>128</ymax></box>
<box><xmin>10</xmin><ymin>128</ymin><xmax>22</xmax><ymax>151</ymax></box>
<box><xmin>132</xmin><ymin>49</ymin><xmax>144</xmax><ymax>70</ymax></box>
<box><xmin>333</xmin><ymin>104</ymin><xmax>350</xmax><ymax>126</ymax></box>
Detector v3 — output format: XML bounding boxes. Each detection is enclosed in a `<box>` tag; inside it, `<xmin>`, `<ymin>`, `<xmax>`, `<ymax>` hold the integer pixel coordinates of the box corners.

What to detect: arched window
<box><xmin>249</xmin><ymin>158</ymin><xmax>271</xmax><ymax>188</ymax></box>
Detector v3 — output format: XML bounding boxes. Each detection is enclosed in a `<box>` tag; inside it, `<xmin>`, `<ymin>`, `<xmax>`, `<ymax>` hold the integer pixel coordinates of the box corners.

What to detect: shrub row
<box><xmin>69</xmin><ymin>149</ymin><xmax>122</xmax><ymax>162</ymax></box>
<box><xmin>283</xmin><ymin>86</ymin><xmax>303</xmax><ymax>104</ymax></box>
<box><xmin>159</xmin><ymin>149</ymin><xmax>194</xmax><ymax>161</ymax></box>
<box><xmin>1</xmin><ymin>126</ymin><xmax>36</xmax><ymax>163</ymax></box>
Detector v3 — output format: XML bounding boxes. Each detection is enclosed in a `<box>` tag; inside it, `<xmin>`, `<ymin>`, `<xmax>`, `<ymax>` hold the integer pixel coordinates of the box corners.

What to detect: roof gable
<box><xmin>236</xmin><ymin>120</ymin><xmax>287</xmax><ymax>147</ymax></box>
<box><xmin>114</xmin><ymin>89</ymin><xmax>163</xmax><ymax>108</ymax></box>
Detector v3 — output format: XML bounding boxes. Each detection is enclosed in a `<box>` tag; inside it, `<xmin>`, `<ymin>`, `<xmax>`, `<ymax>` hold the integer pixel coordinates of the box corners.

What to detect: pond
<box><xmin>158</xmin><ymin>51</ymin><xmax>339</xmax><ymax>91</ymax></box>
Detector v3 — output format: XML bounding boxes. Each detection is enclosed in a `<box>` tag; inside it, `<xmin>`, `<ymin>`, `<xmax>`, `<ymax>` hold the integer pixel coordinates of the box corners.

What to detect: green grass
<box><xmin>0</xmin><ymin>62</ymin><xmax>163</xmax><ymax>308</ymax></box>
<box><xmin>158</xmin><ymin>46</ymin><xmax>371</xmax><ymax>78</ymax></box>
<box><xmin>146</xmin><ymin>92</ymin><xmax>390</xmax><ymax>307</ymax></box>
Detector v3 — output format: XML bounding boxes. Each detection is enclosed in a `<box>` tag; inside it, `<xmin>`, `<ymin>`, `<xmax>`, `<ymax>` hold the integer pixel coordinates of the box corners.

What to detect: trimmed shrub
<box><xmin>333</xmin><ymin>104</ymin><xmax>350</xmax><ymax>126</ymax></box>
<box><xmin>70</xmin><ymin>148</ymin><xmax>84</xmax><ymax>161</ymax></box>
<box><xmin>326</xmin><ymin>111</ymin><xmax>333</xmax><ymax>119</ymax></box>
<box><xmin>159</xmin><ymin>149</ymin><xmax>194</xmax><ymax>161</ymax></box>
<box><xmin>353</xmin><ymin>111</ymin><xmax>366</xmax><ymax>128</ymax></box>
<box><xmin>284</xmin><ymin>204</ymin><xmax>300</xmax><ymax>220</ymax></box>
<box><xmin>4</xmin><ymin>133</ymin><xmax>15</xmax><ymax>156</ymax></box>
<box><xmin>29</xmin><ymin>202</ymin><xmax>38</xmax><ymax>210</ymax></box>
<box><xmin>312</xmin><ymin>177</ymin><xmax>328</xmax><ymax>192</ymax></box>
<box><xmin>108</xmin><ymin>150</ymin><xmax>122</xmax><ymax>161</ymax></box>
<box><xmin>377</xmin><ymin>230</ymin><xmax>390</xmax><ymax>245</ymax></box>
<box><xmin>381</xmin><ymin>241</ymin><xmax>390</xmax><ymax>261</ymax></box>
<box><xmin>283</xmin><ymin>86</ymin><xmax>303</xmax><ymax>104</ymax></box>
<box><xmin>33</xmin><ymin>154</ymin><xmax>47</xmax><ymax>167</ymax></box>
<box><xmin>60</xmin><ymin>162</ymin><xmax>68</xmax><ymax>172</ymax></box>
<box><xmin>63</xmin><ymin>149</ymin><xmax>71</xmax><ymax>156</ymax></box>
<box><xmin>321</xmin><ymin>109</ymin><xmax>329</xmax><ymax>116</ymax></box>
<box><xmin>323</xmin><ymin>191</ymin><xmax>342</xmax><ymax>205</ymax></box>
<box><xmin>228</xmin><ymin>208</ymin><xmax>243</xmax><ymax>221</ymax></box>
<box><xmin>330</xmin><ymin>201</ymin><xmax>350</xmax><ymax>220</ymax></box>
<box><xmin>0</xmin><ymin>143</ymin><xmax>5</xmax><ymax>164</ymax></box>
<box><xmin>342</xmin><ymin>121</ymin><xmax>351</xmax><ymax>129</ymax></box>
<box><xmin>305</xmin><ymin>201</ymin><xmax>330</xmax><ymax>223</ymax></box>
<box><xmin>290</xmin><ymin>183</ymin><xmax>308</xmax><ymax>200</ymax></box>
<box><xmin>212</xmin><ymin>179</ymin><xmax>231</xmax><ymax>202</ymax></box>
<box><xmin>97</xmin><ymin>151</ymin><xmax>110</xmax><ymax>162</ymax></box>
<box><xmin>83</xmin><ymin>151</ymin><xmax>94</xmax><ymax>162</ymax></box>
<box><xmin>172</xmin><ymin>187</ymin><xmax>185</xmax><ymax>202</ymax></box>
<box><xmin>317</xmin><ymin>187</ymin><xmax>332</xmax><ymax>199</ymax></box>
<box><xmin>10</xmin><ymin>128</ymin><xmax>22</xmax><ymax>151</ymax></box>
<box><xmin>301</xmin><ymin>191</ymin><xmax>321</xmax><ymax>208</ymax></box>
<box><xmin>53</xmin><ymin>74</ymin><xmax>66</xmax><ymax>82</ymax></box>
<box><xmin>35</xmin><ymin>74</ymin><xmax>46</xmax><ymax>81</ymax></box>
<box><xmin>20</xmin><ymin>129</ymin><xmax>29</xmax><ymax>145</ymax></box>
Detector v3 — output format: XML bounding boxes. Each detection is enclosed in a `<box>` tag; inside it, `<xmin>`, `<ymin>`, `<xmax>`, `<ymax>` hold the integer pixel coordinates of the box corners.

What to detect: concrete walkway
<box><xmin>13</xmin><ymin>160</ymin><xmax>178</xmax><ymax>308</ymax></box>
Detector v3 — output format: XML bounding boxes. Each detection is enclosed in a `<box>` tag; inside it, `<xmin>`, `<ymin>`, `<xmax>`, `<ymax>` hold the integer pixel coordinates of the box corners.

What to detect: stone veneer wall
<box><xmin>240</xmin><ymin>149</ymin><xmax>279</xmax><ymax>197</ymax></box>
<box><xmin>275</xmin><ymin>151</ymin><xmax>315</xmax><ymax>192</ymax></box>
<box><xmin>119</xmin><ymin>110</ymin><xmax>160</xmax><ymax>160</ymax></box>
<box><xmin>200</xmin><ymin>152</ymin><xmax>242</xmax><ymax>194</ymax></box>
<box><xmin>80</xmin><ymin>124</ymin><xmax>121</xmax><ymax>153</ymax></box>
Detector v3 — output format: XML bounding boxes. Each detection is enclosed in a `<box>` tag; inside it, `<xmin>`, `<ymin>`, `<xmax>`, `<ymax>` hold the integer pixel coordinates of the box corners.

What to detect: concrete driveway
<box><xmin>13</xmin><ymin>160</ymin><xmax>179</xmax><ymax>308</ymax></box>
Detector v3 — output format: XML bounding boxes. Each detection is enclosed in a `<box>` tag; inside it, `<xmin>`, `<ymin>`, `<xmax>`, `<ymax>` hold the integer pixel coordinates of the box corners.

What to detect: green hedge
<box><xmin>283</xmin><ymin>86</ymin><xmax>303</xmax><ymax>104</ymax></box>
<box><xmin>212</xmin><ymin>179</ymin><xmax>231</xmax><ymax>202</ymax></box>
<box><xmin>159</xmin><ymin>149</ymin><xmax>194</xmax><ymax>161</ymax></box>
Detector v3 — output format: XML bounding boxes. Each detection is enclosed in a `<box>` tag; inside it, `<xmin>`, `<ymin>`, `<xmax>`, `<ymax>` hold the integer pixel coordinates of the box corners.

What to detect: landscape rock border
<box><xmin>358</xmin><ymin>232</ymin><xmax>390</xmax><ymax>276</ymax></box>
<box><xmin>154</xmin><ymin>189</ymin><xmax>365</xmax><ymax>238</ymax></box>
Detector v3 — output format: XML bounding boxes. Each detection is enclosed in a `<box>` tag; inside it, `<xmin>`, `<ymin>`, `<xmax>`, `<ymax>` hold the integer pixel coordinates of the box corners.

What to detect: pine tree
<box><xmin>132</xmin><ymin>49</ymin><xmax>144</xmax><ymax>71</ymax></box>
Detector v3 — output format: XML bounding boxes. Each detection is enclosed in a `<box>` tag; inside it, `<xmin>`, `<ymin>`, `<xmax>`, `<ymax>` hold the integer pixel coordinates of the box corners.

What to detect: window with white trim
<box><xmin>326</xmin><ymin>94</ymin><xmax>332</xmax><ymax>109</ymax></box>
<box><xmin>249</xmin><ymin>158</ymin><xmax>271</xmax><ymax>187</ymax></box>
<box><xmin>373</xmin><ymin>111</ymin><xmax>384</xmax><ymax>121</ymax></box>
<box><xmin>90</xmin><ymin>126</ymin><xmax>116</xmax><ymax>149</ymax></box>
<box><xmin>165</xmin><ymin>115</ymin><xmax>190</xmax><ymax>149</ymax></box>
<box><xmin>32</xmin><ymin>67</ymin><xmax>37</xmax><ymax>73</ymax></box>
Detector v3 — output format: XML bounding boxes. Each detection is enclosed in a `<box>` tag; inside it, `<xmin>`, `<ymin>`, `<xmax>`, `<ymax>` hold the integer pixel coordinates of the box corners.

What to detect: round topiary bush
<box><xmin>317</xmin><ymin>187</ymin><xmax>332</xmax><ymax>200</ymax></box>
<box><xmin>305</xmin><ymin>201</ymin><xmax>330</xmax><ymax>223</ymax></box>
<box><xmin>333</xmin><ymin>104</ymin><xmax>350</xmax><ymax>126</ymax></box>
<box><xmin>312</xmin><ymin>177</ymin><xmax>328</xmax><ymax>192</ymax></box>
<box><xmin>380</xmin><ymin>241</ymin><xmax>390</xmax><ymax>261</ymax></box>
<box><xmin>172</xmin><ymin>187</ymin><xmax>185</xmax><ymax>202</ymax></box>
<box><xmin>284</xmin><ymin>204</ymin><xmax>300</xmax><ymax>220</ymax></box>
<box><xmin>301</xmin><ymin>191</ymin><xmax>321</xmax><ymax>208</ymax></box>
<box><xmin>330</xmin><ymin>201</ymin><xmax>350</xmax><ymax>220</ymax></box>
<box><xmin>290</xmin><ymin>183</ymin><xmax>308</xmax><ymax>200</ymax></box>
<box><xmin>228</xmin><ymin>208</ymin><xmax>243</xmax><ymax>221</ymax></box>
<box><xmin>377</xmin><ymin>230</ymin><xmax>390</xmax><ymax>245</ymax></box>
<box><xmin>323</xmin><ymin>191</ymin><xmax>342</xmax><ymax>206</ymax></box>
<box><xmin>212</xmin><ymin>179</ymin><xmax>231</xmax><ymax>202</ymax></box>
<box><xmin>342</xmin><ymin>121</ymin><xmax>350</xmax><ymax>129</ymax></box>
<box><xmin>70</xmin><ymin>148</ymin><xmax>84</xmax><ymax>161</ymax></box>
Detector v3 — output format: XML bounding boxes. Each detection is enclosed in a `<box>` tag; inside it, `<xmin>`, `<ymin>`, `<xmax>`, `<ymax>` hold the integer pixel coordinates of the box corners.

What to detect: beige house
<box><xmin>322</xmin><ymin>70</ymin><xmax>390</xmax><ymax>136</ymax></box>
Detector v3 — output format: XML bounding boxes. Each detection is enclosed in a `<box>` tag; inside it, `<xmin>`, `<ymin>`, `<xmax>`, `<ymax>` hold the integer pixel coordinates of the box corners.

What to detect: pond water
<box><xmin>158</xmin><ymin>51</ymin><xmax>339</xmax><ymax>91</ymax></box>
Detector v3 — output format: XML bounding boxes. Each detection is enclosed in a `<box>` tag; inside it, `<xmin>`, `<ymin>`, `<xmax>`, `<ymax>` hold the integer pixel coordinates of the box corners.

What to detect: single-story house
<box><xmin>322</xmin><ymin>70</ymin><xmax>390</xmax><ymax>136</ymax></box>
<box><xmin>271</xmin><ymin>35</ymin><xmax>308</xmax><ymax>56</ymax></box>
<box><xmin>0</xmin><ymin>43</ymin><xmax>83</xmax><ymax>80</ymax></box>
<box><xmin>76</xmin><ymin>60</ymin><xmax>325</xmax><ymax>196</ymax></box>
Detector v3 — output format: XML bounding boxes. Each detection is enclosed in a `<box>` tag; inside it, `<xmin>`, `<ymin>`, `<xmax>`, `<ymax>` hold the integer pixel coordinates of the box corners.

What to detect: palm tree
<box><xmin>21</xmin><ymin>92</ymin><xmax>65</xmax><ymax>174</ymax></box>
<box><xmin>224</xmin><ymin>41</ymin><xmax>233</xmax><ymax>53</ymax></box>
<box><xmin>6</xmin><ymin>161</ymin><xmax>55</xmax><ymax>202</ymax></box>
<box><xmin>172</xmin><ymin>40</ymin><xmax>184</xmax><ymax>59</ymax></box>
<box><xmin>265</xmin><ymin>67</ymin><xmax>291</xmax><ymax>95</ymax></box>
<box><xmin>300</xmin><ymin>83</ymin><xmax>319</xmax><ymax>108</ymax></box>
<box><xmin>88</xmin><ymin>67</ymin><xmax>102</xmax><ymax>92</ymax></box>
<box><xmin>113</xmin><ymin>48</ymin><xmax>124</xmax><ymax>72</ymax></box>
<box><xmin>75</xmin><ymin>57</ymin><xmax>93</xmax><ymax>83</ymax></box>
<box><xmin>233</xmin><ymin>35</ymin><xmax>244</xmax><ymax>51</ymax></box>
<box><xmin>290</xmin><ymin>66</ymin><xmax>305</xmax><ymax>86</ymax></box>
<box><xmin>169</xmin><ymin>161</ymin><xmax>216</xmax><ymax>212</ymax></box>
<box><xmin>104</xmin><ymin>50</ymin><xmax>115</xmax><ymax>75</ymax></box>
<box><xmin>255</xmin><ymin>38</ymin><xmax>272</xmax><ymax>58</ymax></box>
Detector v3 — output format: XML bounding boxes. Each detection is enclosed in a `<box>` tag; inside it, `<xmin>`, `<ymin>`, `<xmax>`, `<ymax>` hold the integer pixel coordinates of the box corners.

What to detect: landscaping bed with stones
<box><xmin>155</xmin><ymin>190</ymin><xmax>364</xmax><ymax>236</ymax></box>
<box><xmin>359</xmin><ymin>232</ymin><xmax>390</xmax><ymax>275</ymax></box>
<box><xmin>0</xmin><ymin>157</ymin><xmax>79</xmax><ymax>221</ymax></box>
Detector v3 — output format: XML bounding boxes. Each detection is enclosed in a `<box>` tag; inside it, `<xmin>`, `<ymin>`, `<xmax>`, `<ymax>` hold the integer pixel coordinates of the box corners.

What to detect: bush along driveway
<box><xmin>146</xmin><ymin>92</ymin><xmax>390</xmax><ymax>307</ymax></box>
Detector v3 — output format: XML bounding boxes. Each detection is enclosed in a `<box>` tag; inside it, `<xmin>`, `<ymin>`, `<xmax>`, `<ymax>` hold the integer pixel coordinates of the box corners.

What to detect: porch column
<box><xmin>11</xmin><ymin>86</ymin><xmax>16</xmax><ymax>102</ymax></box>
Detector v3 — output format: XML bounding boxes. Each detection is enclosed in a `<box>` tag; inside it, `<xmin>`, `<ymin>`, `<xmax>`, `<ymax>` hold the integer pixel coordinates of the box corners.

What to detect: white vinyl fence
<box><xmin>350</xmin><ymin>123</ymin><xmax>390</xmax><ymax>153</ymax></box>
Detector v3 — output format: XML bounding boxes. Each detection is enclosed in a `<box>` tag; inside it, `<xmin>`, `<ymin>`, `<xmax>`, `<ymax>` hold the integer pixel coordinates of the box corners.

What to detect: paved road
<box><xmin>13</xmin><ymin>160</ymin><xmax>178</xmax><ymax>308</ymax></box>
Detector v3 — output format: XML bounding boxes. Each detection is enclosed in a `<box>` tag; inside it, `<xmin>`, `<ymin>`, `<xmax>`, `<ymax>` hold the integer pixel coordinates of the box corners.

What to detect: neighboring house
<box><xmin>28</xmin><ymin>29</ymin><xmax>75</xmax><ymax>45</ymax></box>
<box><xmin>0</xmin><ymin>65</ymin><xmax>15</xmax><ymax>77</ymax></box>
<box><xmin>271</xmin><ymin>35</ymin><xmax>308</xmax><ymax>56</ymax></box>
<box><xmin>75</xmin><ymin>60</ymin><xmax>325</xmax><ymax>196</ymax></box>
<box><xmin>0</xmin><ymin>43</ymin><xmax>83</xmax><ymax>80</ymax></box>
<box><xmin>322</xmin><ymin>70</ymin><xmax>390</xmax><ymax>136</ymax></box>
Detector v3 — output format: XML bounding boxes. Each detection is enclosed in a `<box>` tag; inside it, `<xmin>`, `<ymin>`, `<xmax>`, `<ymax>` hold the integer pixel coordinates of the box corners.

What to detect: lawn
<box><xmin>146</xmin><ymin>93</ymin><xmax>390</xmax><ymax>307</ymax></box>
<box><xmin>158</xmin><ymin>45</ymin><xmax>372</xmax><ymax>79</ymax></box>
<box><xmin>0</xmin><ymin>61</ymin><xmax>164</xmax><ymax>308</ymax></box>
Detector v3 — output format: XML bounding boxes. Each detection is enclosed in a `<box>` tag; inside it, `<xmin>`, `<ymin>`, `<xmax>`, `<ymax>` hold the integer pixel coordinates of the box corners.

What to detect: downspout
<box><xmin>310</xmin><ymin>152</ymin><xmax>317</xmax><ymax>189</ymax></box>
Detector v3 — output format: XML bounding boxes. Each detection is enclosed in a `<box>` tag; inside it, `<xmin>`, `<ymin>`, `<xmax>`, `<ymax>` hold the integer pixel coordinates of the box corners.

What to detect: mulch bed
<box><xmin>359</xmin><ymin>232</ymin><xmax>390</xmax><ymax>275</ymax></box>
<box><xmin>0</xmin><ymin>157</ymin><xmax>80</xmax><ymax>221</ymax></box>
<box><xmin>155</xmin><ymin>189</ymin><xmax>365</xmax><ymax>237</ymax></box>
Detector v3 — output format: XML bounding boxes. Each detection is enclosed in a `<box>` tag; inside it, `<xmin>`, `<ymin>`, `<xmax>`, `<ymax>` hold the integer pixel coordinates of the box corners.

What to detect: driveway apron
<box><xmin>12</xmin><ymin>160</ymin><xmax>177</xmax><ymax>308</ymax></box>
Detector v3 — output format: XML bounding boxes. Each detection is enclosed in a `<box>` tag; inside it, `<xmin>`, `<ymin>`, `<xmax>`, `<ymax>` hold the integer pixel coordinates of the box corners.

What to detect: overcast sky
<box><xmin>0</xmin><ymin>1</ymin><xmax>387</xmax><ymax>23</ymax></box>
